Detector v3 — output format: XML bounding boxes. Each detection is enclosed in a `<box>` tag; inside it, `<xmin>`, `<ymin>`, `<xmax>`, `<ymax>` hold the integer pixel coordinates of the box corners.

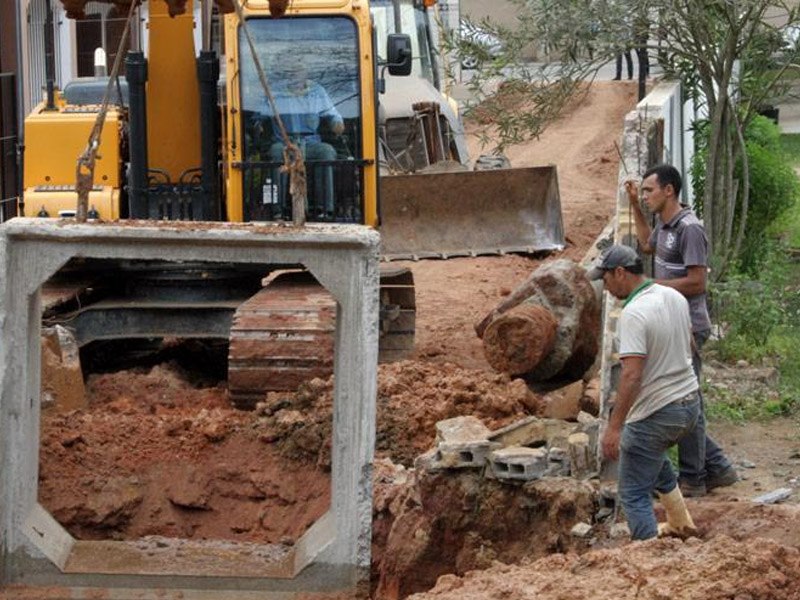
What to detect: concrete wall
<box><xmin>596</xmin><ymin>80</ymin><xmax>695</xmax><ymax>475</ymax></box>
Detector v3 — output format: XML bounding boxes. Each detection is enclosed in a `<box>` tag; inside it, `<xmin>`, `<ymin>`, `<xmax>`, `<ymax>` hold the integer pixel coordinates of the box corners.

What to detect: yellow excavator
<box><xmin>24</xmin><ymin>0</ymin><xmax>564</xmax><ymax>407</ymax></box>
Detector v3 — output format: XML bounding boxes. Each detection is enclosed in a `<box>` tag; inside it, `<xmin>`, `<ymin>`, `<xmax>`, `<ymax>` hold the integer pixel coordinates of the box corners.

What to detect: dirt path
<box><xmin>406</xmin><ymin>81</ymin><xmax>638</xmax><ymax>371</ymax></box>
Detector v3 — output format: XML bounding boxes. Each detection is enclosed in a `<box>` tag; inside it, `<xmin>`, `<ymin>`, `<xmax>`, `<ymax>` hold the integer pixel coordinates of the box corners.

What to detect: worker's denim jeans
<box><xmin>619</xmin><ymin>392</ymin><xmax>701</xmax><ymax>540</ymax></box>
<box><xmin>678</xmin><ymin>330</ymin><xmax>732</xmax><ymax>486</ymax></box>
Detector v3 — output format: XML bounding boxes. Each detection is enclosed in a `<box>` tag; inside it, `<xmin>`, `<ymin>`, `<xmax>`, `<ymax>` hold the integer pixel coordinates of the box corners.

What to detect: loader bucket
<box><xmin>379</xmin><ymin>166</ymin><xmax>565</xmax><ymax>260</ymax></box>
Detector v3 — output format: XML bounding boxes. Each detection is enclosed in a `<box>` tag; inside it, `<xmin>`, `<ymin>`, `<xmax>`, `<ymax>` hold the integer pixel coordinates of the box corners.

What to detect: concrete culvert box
<box><xmin>0</xmin><ymin>218</ymin><xmax>379</xmax><ymax>599</ymax></box>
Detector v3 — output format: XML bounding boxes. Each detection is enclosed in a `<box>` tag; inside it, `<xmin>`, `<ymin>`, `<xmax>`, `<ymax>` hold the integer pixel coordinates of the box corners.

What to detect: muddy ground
<box><xmin>38</xmin><ymin>81</ymin><xmax>800</xmax><ymax>598</ymax></box>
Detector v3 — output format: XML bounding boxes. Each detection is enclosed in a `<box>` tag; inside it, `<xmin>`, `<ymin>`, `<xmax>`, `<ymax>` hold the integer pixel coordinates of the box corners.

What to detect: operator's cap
<box><xmin>586</xmin><ymin>244</ymin><xmax>642</xmax><ymax>280</ymax></box>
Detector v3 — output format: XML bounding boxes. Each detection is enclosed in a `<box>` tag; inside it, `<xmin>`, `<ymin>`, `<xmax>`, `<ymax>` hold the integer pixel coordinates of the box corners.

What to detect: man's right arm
<box><xmin>625</xmin><ymin>180</ymin><xmax>654</xmax><ymax>254</ymax></box>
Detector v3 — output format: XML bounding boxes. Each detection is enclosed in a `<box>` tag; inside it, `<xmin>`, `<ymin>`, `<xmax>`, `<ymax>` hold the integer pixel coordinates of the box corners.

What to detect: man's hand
<box><xmin>624</xmin><ymin>178</ymin><xmax>640</xmax><ymax>205</ymax></box>
<box><xmin>602</xmin><ymin>423</ymin><xmax>622</xmax><ymax>461</ymax></box>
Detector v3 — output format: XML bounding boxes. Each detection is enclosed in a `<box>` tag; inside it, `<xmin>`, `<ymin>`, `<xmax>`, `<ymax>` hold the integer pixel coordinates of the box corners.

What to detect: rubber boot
<box><xmin>657</xmin><ymin>487</ymin><xmax>697</xmax><ymax>538</ymax></box>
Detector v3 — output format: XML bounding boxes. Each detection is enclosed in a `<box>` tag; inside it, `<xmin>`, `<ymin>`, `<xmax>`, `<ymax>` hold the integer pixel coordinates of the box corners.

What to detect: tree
<box><xmin>445</xmin><ymin>0</ymin><xmax>800</xmax><ymax>276</ymax></box>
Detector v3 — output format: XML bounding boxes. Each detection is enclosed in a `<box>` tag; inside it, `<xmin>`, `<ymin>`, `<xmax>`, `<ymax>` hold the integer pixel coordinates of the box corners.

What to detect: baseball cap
<box><xmin>586</xmin><ymin>245</ymin><xmax>642</xmax><ymax>280</ymax></box>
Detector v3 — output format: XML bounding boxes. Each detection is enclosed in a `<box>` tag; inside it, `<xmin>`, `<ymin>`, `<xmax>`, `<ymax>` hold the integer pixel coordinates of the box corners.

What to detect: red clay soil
<box><xmin>406</xmin><ymin>535</ymin><xmax>800</xmax><ymax>600</ymax></box>
<box><xmin>39</xmin><ymin>360</ymin><xmax>543</xmax><ymax>542</ymax></box>
<box><xmin>39</xmin><ymin>362</ymin><xmax>330</xmax><ymax>543</ymax></box>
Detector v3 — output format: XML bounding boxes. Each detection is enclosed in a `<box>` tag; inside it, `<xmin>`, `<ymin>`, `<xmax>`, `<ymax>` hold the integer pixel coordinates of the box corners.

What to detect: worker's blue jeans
<box><xmin>619</xmin><ymin>392</ymin><xmax>700</xmax><ymax>540</ymax></box>
<box><xmin>678</xmin><ymin>329</ymin><xmax>732</xmax><ymax>487</ymax></box>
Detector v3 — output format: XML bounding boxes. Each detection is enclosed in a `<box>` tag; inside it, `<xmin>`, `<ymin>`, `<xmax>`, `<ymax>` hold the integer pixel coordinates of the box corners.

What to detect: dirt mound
<box><xmin>256</xmin><ymin>360</ymin><xmax>544</xmax><ymax>468</ymax></box>
<box><xmin>39</xmin><ymin>362</ymin><xmax>330</xmax><ymax>543</ymax></box>
<box><xmin>39</xmin><ymin>359</ymin><xmax>542</xmax><ymax>542</ymax></box>
<box><xmin>373</xmin><ymin>468</ymin><xmax>597</xmax><ymax>599</ymax></box>
<box><xmin>408</xmin><ymin>535</ymin><xmax>800</xmax><ymax>600</ymax></box>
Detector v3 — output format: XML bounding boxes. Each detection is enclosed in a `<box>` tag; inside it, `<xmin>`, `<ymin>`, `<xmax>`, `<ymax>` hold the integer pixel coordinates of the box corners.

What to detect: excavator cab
<box><xmin>224</xmin><ymin>6</ymin><xmax>385</xmax><ymax>227</ymax></box>
<box><xmin>236</xmin><ymin>17</ymin><xmax>366</xmax><ymax>223</ymax></box>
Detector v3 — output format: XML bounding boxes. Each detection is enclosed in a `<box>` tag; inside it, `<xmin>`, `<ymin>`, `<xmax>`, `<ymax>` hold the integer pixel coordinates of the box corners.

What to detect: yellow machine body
<box><xmin>23</xmin><ymin>102</ymin><xmax>122</xmax><ymax>219</ymax></box>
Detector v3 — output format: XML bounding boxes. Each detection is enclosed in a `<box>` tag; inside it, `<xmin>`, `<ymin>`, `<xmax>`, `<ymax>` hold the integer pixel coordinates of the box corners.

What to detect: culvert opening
<box><xmin>37</xmin><ymin>257</ymin><xmax>337</xmax><ymax>573</ymax></box>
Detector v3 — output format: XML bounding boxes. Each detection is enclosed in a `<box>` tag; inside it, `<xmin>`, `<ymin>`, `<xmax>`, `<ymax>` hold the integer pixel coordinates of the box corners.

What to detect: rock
<box><xmin>609</xmin><ymin>522</ymin><xmax>630</xmax><ymax>538</ymax></box>
<box><xmin>570</xmin><ymin>522</ymin><xmax>592</xmax><ymax>538</ymax></box>
<box><xmin>166</xmin><ymin>468</ymin><xmax>212</xmax><ymax>510</ymax></box>
<box><xmin>435</xmin><ymin>416</ymin><xmax>491</xmax><ymax>444</ymax></box>
<box><xmin>81</xmin><ymin>477</ymin><xmax>143</xmax><ymax>528</ymax></box>
<box><xmin>752</xmin><ymin>488</ymin><xmax>793</xmax><ymax>505</ymax></box>
<box><xmin>580</xmin><ymin>377</ymin><xmax>601</xmax><ymax>416</ymax></box>
<box><xmin>739</xmin><ymin>459</ymin><xmax>757</xmax><ymax>469</ymax></box>
<box><xmin>543</xmin><ymin>380</ymin><xmax>584</xmax><ymax>421</ymax></box>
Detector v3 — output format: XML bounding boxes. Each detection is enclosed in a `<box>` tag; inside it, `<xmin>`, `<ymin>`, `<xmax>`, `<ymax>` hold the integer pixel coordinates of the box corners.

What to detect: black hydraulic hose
<box><xmin>126</xmin><ymin>51</ymin><xmax>149</xmax><ymax>219</ymax></box>
<box><xmin>197</xmin><ymin>50</ymin><xmax>221</xmax><ymax>221</ymax></box>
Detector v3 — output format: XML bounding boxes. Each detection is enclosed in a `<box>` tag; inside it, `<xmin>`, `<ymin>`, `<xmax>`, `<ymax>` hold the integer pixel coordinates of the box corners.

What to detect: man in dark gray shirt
<box><xmin>626</xmin><ymin>164</ymin><xmax>738</xmax><ymax>497</ymax></box>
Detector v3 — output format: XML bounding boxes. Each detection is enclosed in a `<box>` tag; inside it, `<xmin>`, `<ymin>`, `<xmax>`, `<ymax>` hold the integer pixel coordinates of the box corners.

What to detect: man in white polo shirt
<box><xmin>589</xmin><ymin>245</ymin><xmax>700</xmax><ymax>540</ymax></box>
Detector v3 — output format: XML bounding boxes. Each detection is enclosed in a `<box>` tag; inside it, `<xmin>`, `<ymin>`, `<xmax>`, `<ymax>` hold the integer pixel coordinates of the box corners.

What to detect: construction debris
<box><xmin>417</xmin><ymin>413</ymin><xmax>600</xmax><ymax>483</ymax></box>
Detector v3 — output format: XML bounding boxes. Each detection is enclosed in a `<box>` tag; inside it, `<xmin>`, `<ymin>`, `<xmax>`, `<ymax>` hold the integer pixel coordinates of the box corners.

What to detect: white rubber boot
<box><xmin>657</xmin><ymin>487</ymin><xmax>698</xmax><ymax>538</ymax></box>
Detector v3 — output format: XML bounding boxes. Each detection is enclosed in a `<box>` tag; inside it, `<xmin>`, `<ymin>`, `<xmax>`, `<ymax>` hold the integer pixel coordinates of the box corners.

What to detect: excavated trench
<box><xmin>38</xmin><ymin>349</ymin><xmax>606</xmax><ymax>597</ymax></box>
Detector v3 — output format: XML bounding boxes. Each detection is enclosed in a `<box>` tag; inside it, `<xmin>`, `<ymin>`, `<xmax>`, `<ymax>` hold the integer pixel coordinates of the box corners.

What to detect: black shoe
<box><xmin>707</xmin><ymin>466</ymin><xmax>739</xmax><ymax>491</ymax></box>
<box><xmin>612</xmin><ymin>76</ymin><xmax>621</xmax><ymax>81</ymax></box>
<box><xmin>678</xmin><ymin>480</ymin><xmax>707</xmax><ymax>498</ymax></box>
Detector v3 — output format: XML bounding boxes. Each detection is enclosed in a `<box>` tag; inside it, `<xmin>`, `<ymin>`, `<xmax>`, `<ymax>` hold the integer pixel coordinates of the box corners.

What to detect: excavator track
<box><xmin>228</xmin><ymin>273</ymin><xmax>336</xmax><ymax>409</ymax></box>
<box><xmin>228</xmin><ymin>267</ymin><xmax>415</xmax><ymax>410</ymax></box>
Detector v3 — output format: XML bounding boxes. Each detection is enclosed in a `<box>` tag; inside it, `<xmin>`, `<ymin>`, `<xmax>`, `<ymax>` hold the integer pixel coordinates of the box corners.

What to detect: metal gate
<box><xmin>0</xmin><ymin>72</ymin><xmax>19</xmax><ymax>222</ymax></box>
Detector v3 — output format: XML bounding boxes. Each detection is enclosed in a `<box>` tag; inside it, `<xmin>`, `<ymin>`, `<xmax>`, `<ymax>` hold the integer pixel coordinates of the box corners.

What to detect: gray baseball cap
<box><xmin>586</xmin><ymin>245</ymin><xmax>642</xmax><ymax>280</ymax></box>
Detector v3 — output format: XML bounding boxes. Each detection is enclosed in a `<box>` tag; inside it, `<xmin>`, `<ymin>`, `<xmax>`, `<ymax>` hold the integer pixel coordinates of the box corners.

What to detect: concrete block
<box><xmin>546</xmin><ymin>446</ymin><xmax>570</xmax><ymax>476</ymax></box>
<box><xmin>490</xmin><ymin>447</ymin><xmax>548</xmax><ymax>481</ymax></box>
<box><xmin>434</xmin><ymin>441</ymin><xmax>498</xmax><ymax>470</ymax></box>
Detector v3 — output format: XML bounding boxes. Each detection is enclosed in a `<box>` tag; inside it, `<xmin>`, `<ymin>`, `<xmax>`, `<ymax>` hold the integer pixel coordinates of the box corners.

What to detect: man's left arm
<box><xmin>655</xmin><ymin>223</ymin><xmax>708</xmax><ymax>296</ymax></box>
<box><xmin>602</xmin><ymin>355</ymin><xmax>645</xmax><ymax>461</ymax></box>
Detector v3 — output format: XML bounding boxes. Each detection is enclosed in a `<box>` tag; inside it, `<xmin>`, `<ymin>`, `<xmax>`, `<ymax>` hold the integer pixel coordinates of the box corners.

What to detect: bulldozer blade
<box><xmin>379</xmin><ymin>166</ymin><xmax>564</xmax><ymax>260</ymax></box>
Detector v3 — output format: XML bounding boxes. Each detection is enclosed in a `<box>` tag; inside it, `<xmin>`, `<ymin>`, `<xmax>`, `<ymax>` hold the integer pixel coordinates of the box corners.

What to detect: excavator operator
<box><xmin>262</xmin><ymin>57</ymin><xmax>344</xmax><ymax>219</ymax></box>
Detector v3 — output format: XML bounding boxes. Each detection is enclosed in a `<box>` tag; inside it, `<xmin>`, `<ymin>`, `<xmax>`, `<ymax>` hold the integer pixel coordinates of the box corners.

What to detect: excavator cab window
<box><xmin>238</xmin><ymin>16</ymin><xmax>363</xmax><ymax>223</ymax></box>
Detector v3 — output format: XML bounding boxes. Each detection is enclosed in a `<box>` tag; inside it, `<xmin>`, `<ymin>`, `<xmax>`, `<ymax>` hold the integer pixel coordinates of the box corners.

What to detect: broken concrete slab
<box><xmin>488</xmin><ymin>415</ymin><xmax>577</xmax><ymax>449</ymax></box>
<box><xmin>568</xmin><ymin>432</ymin><xmax>598</xmax><ymax>480</ymax></box>
<box><xmin>435</xmin><ymin>415</ymin><xmax>492</xmax><ymax>444</ymax></box>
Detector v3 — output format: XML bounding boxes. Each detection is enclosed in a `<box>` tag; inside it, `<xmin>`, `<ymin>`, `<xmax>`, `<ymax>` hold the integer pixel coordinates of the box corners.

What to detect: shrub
<box><xmin>692</xmin><ymin>115</ymin><xmax>800</xmax><ymax>275</ymax></box>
